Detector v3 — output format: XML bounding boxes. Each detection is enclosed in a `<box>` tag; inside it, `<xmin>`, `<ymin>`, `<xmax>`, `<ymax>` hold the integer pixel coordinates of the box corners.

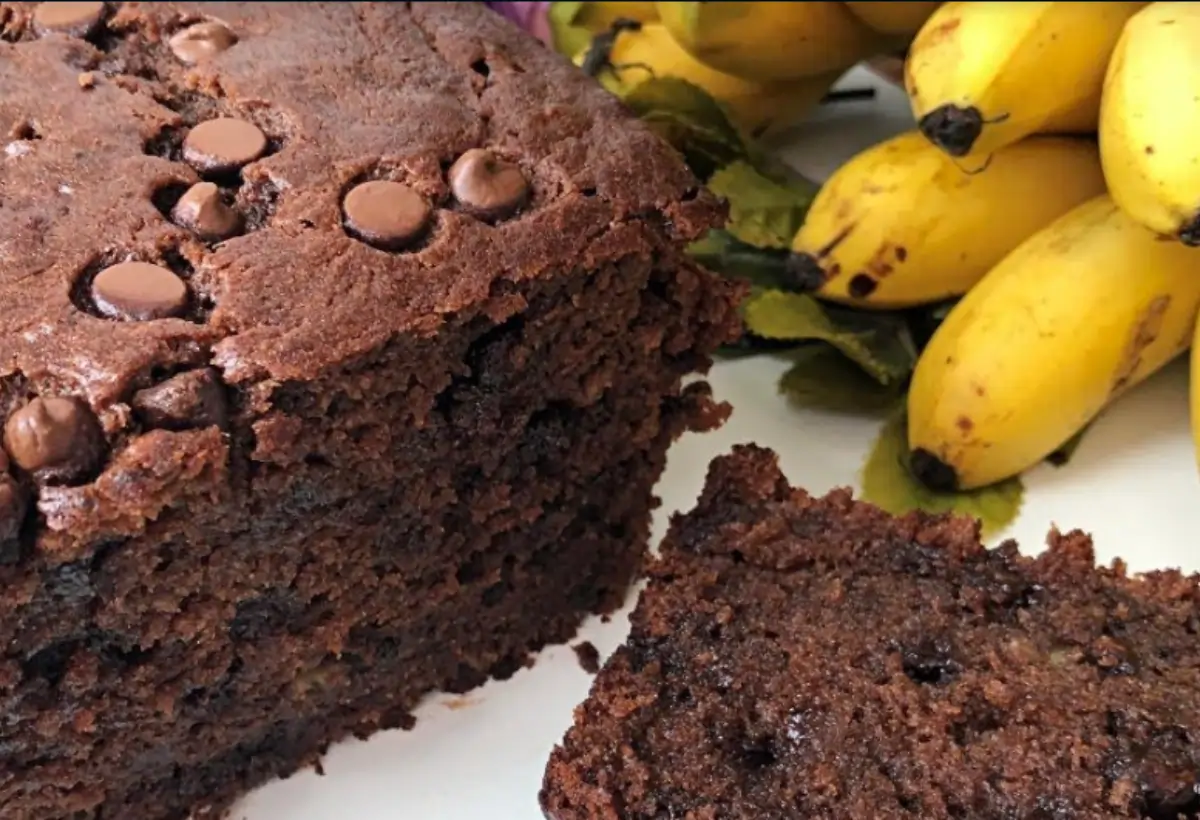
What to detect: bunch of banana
<box><xmin>905</xmin><ymin>2</ymin><xmax>1145</xmax><ymax>162</ymax></box>
<box><xmin>1100</xmin><ymin>2</ymin><xmax>1200</xmax><ymax>247</ymax></box>
<box><xmin>653</xmin><ymin>1</ymin><xmax>940</xmax><ymax>82</ymax></box>
<box><xmin>573</xmin><ymin>23</ymin><xmax>844</xmax><ymax>139</ymax></box>
<box><xmin>567</xmin><ymin>2</ymin><xmax>946</xmax><ymax>139</ymax></box>
<box><xmin>906</xmin><ymin>196</ymin><xmax>1200</xmax><ymax>491</ymax></box>
<box><xmin>787</xmin><ymin>131</ymin><xmax>1105</xmax><ymax>309</ymax></box>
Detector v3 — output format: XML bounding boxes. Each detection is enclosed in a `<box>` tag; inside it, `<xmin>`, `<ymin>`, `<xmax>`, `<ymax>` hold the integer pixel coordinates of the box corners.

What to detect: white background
<box><xmin>234</xmin><ymin>66</ymin><xmax>1200</xmax><ymax>819</ymax></box>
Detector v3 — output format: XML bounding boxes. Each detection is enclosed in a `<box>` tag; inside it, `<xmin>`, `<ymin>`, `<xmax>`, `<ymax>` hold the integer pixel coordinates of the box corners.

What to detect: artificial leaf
<box><xmin>779</xmin><ymin>345</ymin><xmax>906</xmax><ymax>414</ymax></box>
<box><xmin>742</xmin><ymin>290</ymin><xmax>918</xmax><ymax>385</ymax></box>
<box><xmin>547</xmin><ymin>2</ymin><xmax>593</xmax><ymax>59</ymax></box>
<box><xmin>622</xmin><ymin>77</ymin><xmax>749</xmax><ymax>179</ymax></box>
<box><xmin>687</xmin><ymin>230</ymin><xmax>795</xmax><ymax>291</ymax></box>
<box><xmin>859</xmin><ymin>409</ymin><xmax>1024</xmax><ymax>539</ymax></box>
<box><xmin>706</xmin><ymin>160</ymin><xmax>819</xmax><ymax>250</ymax></box>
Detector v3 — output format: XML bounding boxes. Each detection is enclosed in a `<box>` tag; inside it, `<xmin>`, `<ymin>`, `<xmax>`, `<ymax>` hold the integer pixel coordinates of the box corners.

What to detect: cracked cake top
<box><xmin>0</xmin><ymin>1</ymin><xmax>719</xmax><ymax>397</ymax></box>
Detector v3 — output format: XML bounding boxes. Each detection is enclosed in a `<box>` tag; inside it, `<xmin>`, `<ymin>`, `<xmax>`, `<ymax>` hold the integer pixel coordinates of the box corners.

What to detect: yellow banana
<box><xmin>1192</xmin><ymin>325</ymin><xmax>1200</xmax><ymax>471</ymax></box>
<box><xmin>906</xmin><ymin>2</ymin><xmax>1145</xmax><ymax>161</ymax></box>
<box><xmin>576</xmin><ymin>24</ymin><xmax>841</xmax><ymax>139</ymax></box>
<box><xmin>844</xmin><ymin>1</ymin><xmax>942</xmax><ymax>36</ymax></box>
<box><xmin>1100</xmin><ymin>2</ymin><xmax>1200</xmax><ymax>246</ymax></box>
<box><xmin>908</xmin><ymin>195</ymin><xmax>1200</xmax><ymax>491</ymax></box>
<box><xmin>573</xmin><ymin>2</ymin><xmax>659</xmax><ymax>31</ymax></box>
<box><xmin>656</xmin><ymin>1</ymin><xmax>883</xmax><ymax>83</ymax></box>
<box><xmin>788</xmin><ymin>131</ymin><xmax>1106</xmax><ymax>310</ymax></box>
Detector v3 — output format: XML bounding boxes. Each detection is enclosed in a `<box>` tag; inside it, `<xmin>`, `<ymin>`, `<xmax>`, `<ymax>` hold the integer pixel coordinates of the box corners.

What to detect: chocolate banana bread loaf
<box><xmin>0</xmin><ymin>3</ymin><xmax>742</xmax><ymax>817</ymax></box>
<box><xmin>542</xmin><ymin>445</ymin><xmax>1200</xmax><ymax>819</ymax></box>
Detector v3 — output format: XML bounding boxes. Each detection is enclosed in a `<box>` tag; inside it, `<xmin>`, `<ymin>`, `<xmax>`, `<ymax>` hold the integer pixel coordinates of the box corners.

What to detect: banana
<box><xmin>1190</xmin><ymin>326</ymin><xmax>1200</xmax><ymax>470</ymax></box>
<box><xmin>573</xmin><ymin>2</ymin><xmax>659</xmax><ymax>31</ymax></box>
<box><xmin>1192</xmin><ymin>325</ymin><xmax>1200</xmax><ymax>471</ymax></box>
<box><xmin>906</xmin><ymin>2</ymin><xmax>1145</xmax><ymax>161</ymax></box>
<box><xmin>907</xmin><ymin>195</ymin><xmax>1200</xmax><ymax>491</ymax></box>
<box><xmin>576</xmin><ymin>24</ymin><xmax>842</xmax><ymax>139</ymax></box>
<box><xmin>656</xmin><ymin>1</ymin><xmax>883</xmax><ymax>83</ymax></box>
<box><xmin>844</xmin><ymin>1</ymin><xmax>942</xmax><ymax>36</ymax></box>
<box><xmin>788</xmin><ymin>131</ymin><xmax>1106</xmax><ymax>310</ymax></box>
<box><xmin>1100</xmin><ymin>2</ymin><xmax>1200</xmax><ymax>246</ymax></box>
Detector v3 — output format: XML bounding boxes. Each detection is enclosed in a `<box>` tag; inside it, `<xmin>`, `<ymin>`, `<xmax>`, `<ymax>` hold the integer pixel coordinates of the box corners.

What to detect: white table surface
<box><xmin>233</xmin><ymin>65</ymin><xmax>1200</xmax><ymax>820</ymax></box>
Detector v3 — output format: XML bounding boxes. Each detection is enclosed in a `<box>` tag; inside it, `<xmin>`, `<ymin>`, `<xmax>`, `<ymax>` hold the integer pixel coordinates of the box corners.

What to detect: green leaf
<box><xmin>859</xmin><ymin>409</ymin><xmax>1024</xmax><ymax>539</ymax></box>
<box><xmin>686</xmin><ymin>230</ymin><xmax>795</xmax><ymax>291</ymax></box>
<box><xmin>622</xmin><ymin>77</ymin><xmax>749</xmax><ymax>179</ymax></box>
<box><xmin>547</xmin><ymin>2</ymin><xmax>592</xmax><ymax>59</ymax></box>
<box><xmin>742</xmin><ymin>290</ymin><xmax>918</xmax><ymax>385</ymax></box>
<box><xmin>706</xmin><ymin>160</ymin><xmax>818</xmax><ymax>250</ymax></box>
<box><xmin>1046</xmin><ymin>424</ymin><xmax>1090</xmax><ymax>467</ymax></box>
<box><xmin>779</xmin><ymin>345</ymin><xmax>906</xmax><ymax>414</ymax></box>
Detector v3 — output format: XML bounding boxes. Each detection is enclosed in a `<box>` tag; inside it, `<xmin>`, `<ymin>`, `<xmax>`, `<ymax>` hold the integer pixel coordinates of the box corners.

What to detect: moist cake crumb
<box><xmin>572</xmin><ymin>641</ymin><xmax>601</xmax><ymax>675</ymax></box>
<box><xmin>542</xmin><ymin>445</ymin><xmax>1200</xmax><ymax>820</ymax></box>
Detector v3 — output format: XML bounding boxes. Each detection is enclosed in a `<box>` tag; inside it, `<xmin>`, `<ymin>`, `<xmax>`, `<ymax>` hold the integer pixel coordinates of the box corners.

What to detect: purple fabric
<box><xmin>485</xmin><ymin>1</ymin><xmax>554</xmax><ymax>45</ymax></box>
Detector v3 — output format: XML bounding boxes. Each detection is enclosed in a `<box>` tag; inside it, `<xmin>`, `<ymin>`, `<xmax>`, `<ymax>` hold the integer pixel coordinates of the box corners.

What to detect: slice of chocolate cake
<box><xmin>542</xmin><ymin>445</ymin><xmax>1200</xmax><ymax>819</ymax></box>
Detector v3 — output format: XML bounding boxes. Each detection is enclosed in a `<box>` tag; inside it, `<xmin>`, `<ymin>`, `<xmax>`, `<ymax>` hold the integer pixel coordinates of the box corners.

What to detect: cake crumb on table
<box><xmin>572</xmin><ymin>641</ymin><xmax>601</xmax><ymax>674</ymax></box>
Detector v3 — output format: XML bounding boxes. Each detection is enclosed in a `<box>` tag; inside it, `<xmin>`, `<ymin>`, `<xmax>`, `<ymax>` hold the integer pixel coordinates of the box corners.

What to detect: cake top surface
<box><xmin>543</xmin><ymin>445</ymin><xmax>1200</xmax><ymax>819</ymax></box>
<box><xmin>0</xmin><ymin>1</ymin><xmax>716</xmax><ymax>404</ymax></box>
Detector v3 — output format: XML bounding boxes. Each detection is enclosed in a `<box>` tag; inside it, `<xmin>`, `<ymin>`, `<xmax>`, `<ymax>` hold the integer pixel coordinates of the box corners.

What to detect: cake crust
<box><xmin>542</xmin><ymin>445</ymin><xmax>1200</xmax><ymax>819</ymax></box>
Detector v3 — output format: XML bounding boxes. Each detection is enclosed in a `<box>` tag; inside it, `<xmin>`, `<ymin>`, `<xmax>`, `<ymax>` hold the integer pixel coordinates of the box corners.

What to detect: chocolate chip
<box><xmin>448</xmin><ymin>149</ymin><xmax>529</xmax><ymax>221</ymax></box>
<box><xmin>182</xmin><ymin>118</ymin><xmax>268</xmax><ymax>176</ymax></box>
<box><xmin>168</xmin><ymin>21</ymin><xmax>238</xmax><ymax>64</ymax></box>
<box><xmin>32</xmin><ymin>1</ymin><xmax>105</xmax><ymax>38</ymax></box>
<box><xmin>3</xmin><ymin>397</ymin><xmax>106</xmax><ymax>483</ymax></box>
<box><xmin>170</xmin><ymin>182</ymin><xmax>242</xmax><ymax>241</ymax></box>
<box><xmin>342</xmin><ymin>180</ymin><xmax>432</xmax><ymax>251</ymax></box>
<box><xmin>132</xmin><ymin>368</ymin><xmax>227</xmax><ymax>431</ymax></box>
<box><xmin>91</xmin><ymin>261</ymin><xmax>189</xmax><ymax>321</ymax></box>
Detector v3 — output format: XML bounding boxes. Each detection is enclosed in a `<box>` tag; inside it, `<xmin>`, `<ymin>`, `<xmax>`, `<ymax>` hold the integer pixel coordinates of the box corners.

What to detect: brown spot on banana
<box><xmin>955</xmin><ymin>416</ymin><xmax>973</xmax><ymax>434</ymax></box>
<box><xmin>848</xmin><ymin>273</ymin><xmax>877</xmax><ymax>298</ymax></box>
<box><xmin>1110</xmin><ymin>295</ymin><xmax>1171</xmax><ymax>396</ymax></box>
<box><xmin>817</xmin><ymin>223</ymin><xmax>856</xmax><ymax>258</ymax></box>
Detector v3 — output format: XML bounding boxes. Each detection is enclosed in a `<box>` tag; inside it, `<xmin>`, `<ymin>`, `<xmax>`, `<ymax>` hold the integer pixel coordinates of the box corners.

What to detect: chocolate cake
<box><xmin>0</xmin><ymin>3</ymin><xmax>742</xmax><ymax>817</ymax></box>
<box><xmin>542</xmin><ymin>446</ymin><xmax>1200</xmax><ymax>819</ymax></box>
